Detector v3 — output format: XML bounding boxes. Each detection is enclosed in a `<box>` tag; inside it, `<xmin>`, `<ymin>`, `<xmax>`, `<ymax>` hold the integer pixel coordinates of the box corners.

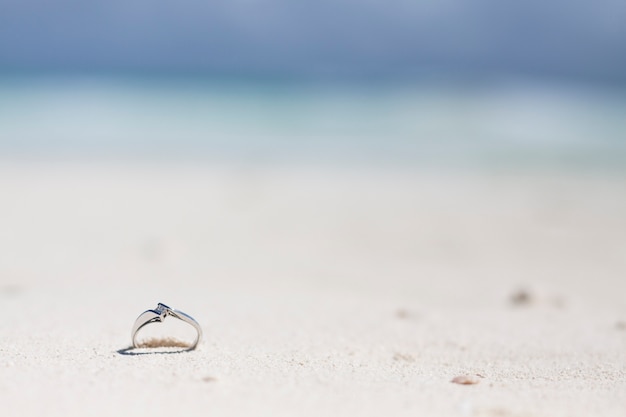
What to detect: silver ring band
<box><xmin>131</xmin><ymin>303</ymin><xmax>202</xmax><ymax>350</ymax></box>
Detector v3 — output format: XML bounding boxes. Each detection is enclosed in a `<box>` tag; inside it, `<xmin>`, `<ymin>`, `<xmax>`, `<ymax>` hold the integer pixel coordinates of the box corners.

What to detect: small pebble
<box><xmin>510</xmin><ymin>289</ymin><xmax>533</xmax><ymax>306</ymax></box>
<box><xmin>395</xmin><ymin>309</ymin><xmax>410</xmax><ymax>319</ymax></box>
<box><xmin>393</xmin><ymin>352</ymin><xmax>415</xmax><ymax>362</ymax></box>
<box><xmin>451</xmin><ymin>375</ymin><xmax>481</xmax><ymax>385</ymax></box>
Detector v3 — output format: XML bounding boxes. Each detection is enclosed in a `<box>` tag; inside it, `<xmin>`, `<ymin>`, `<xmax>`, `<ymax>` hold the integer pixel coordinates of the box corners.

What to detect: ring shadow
<box><xmin>116</xmin><ymin>346</ymin><xmax>192</xmax><ymax>356</ymax></box>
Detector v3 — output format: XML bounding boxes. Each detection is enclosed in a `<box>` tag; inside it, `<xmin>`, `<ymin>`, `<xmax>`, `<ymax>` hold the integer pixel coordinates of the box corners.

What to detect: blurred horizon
<box><xmin>1</xmin><ymin>74</ymin><xmax>625</xmax><ymax>172</ymax></box>
<box><xmin>1</xmin><ymin>1</ymin><xmax>625</xmax><ymax>171</ymax></box>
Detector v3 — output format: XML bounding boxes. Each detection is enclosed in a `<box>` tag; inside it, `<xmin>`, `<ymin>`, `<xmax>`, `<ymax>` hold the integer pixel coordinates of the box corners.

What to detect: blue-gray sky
<box><xmin>1</xmin><ymin>0</ymin><xmax>625</xmax><ymax>81</ymax></box>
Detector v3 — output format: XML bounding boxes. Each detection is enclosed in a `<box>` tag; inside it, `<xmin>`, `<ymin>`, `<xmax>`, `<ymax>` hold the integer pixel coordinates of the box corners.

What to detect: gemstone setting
<box><xmin>154</xmin><ymin>303</ymin><xmax>171</xmax><ymax>320</ymax></box>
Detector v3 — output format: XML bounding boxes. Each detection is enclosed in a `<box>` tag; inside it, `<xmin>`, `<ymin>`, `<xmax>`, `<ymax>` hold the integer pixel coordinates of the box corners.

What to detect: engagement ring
<box><xmin>131</xmin><ymin>303</ymin><xmax>202</xmax><ymax>350</ymax></box>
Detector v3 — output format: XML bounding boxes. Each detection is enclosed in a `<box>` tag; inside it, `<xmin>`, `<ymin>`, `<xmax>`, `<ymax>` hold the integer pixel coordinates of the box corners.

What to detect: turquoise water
<box><xmin>0</xmin><ymin>76</ymin><xmax>624</xmax><ymax>170</ymax></box>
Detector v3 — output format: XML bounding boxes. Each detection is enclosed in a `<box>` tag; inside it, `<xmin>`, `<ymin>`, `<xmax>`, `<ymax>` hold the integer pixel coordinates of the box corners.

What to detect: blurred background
<box><xmin>0</xmin><ymin>0</ymin><xmax>625</xmax><ymax>165</ymax></box>
<box><xmin>2</xmin><ymin>5</ymin><xmax>626</xmax><ymax>415</ymax></box>
<box><xmin>0</xmin><ymin>0</ymin><xmax>625</xmax><ymax>306</ymax></box>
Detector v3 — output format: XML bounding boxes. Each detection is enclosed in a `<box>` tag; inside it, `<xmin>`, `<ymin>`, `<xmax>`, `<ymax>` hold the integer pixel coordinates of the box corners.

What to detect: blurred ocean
<box><xmin>0</xmin><ymin>75</ymin><xmax>624</xmax><ymax>171</ymax></box>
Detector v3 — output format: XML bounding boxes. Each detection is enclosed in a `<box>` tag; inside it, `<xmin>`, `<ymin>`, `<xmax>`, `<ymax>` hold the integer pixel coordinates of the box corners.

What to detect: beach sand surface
<box><xmin>1</xmin><ymin>161</ymin><xmax>625</xmax><ymax>416</ymax></box>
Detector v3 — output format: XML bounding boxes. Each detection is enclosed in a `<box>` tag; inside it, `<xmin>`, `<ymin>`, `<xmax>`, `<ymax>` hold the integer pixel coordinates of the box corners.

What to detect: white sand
<box><xmin>1</xmin><ymin>161</ymin><xmax>625</xmax><ymax>416</ymax></box>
